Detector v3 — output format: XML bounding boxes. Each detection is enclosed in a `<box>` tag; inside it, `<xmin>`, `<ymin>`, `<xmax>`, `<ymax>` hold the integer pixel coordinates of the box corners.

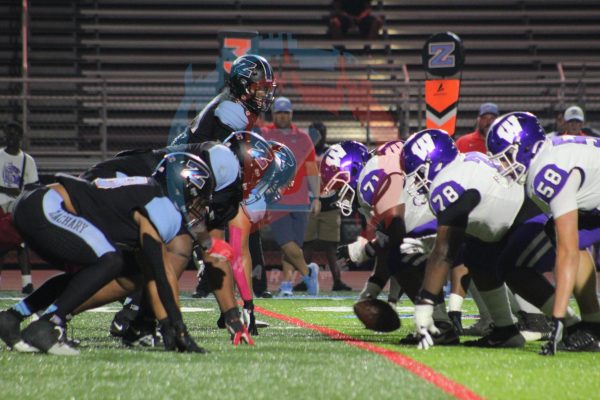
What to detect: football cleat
<box><xmin>517</xmin><ymin>311</ymin><xmax>552</xmax><ymax>342</ymax></box>
<box><xmin>463</xmin><ymin>324</ymin><xmax>525</xmax><ymax>348</ymax></box>
<box><xmin>462</xmin><ymin>318</ymin><xmax>494</xmax><ymax>337</ymax></box>
<box><xmin>121</xmin><ymin>319</ymin><xmax>161</xmax><ymax>348</ymax></box>
<box><xmin>21</xmin><ymin>319</ymin><xmax>79</xmax><ymax>356</ymax></box>
<box><xmin>557</xmin><ymin>330</ymin><xmax>600</xmax><ymax>352</ymax></box>
<box><xmin>332</xmin><ymin>281</ymin><xmax>352</xmax><ymax>292</ymax></box>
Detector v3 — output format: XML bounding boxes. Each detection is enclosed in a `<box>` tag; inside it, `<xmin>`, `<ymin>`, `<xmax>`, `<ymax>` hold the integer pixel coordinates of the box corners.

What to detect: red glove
<box><xmin>206</xmin><ymin>238</ymin><xmax>235</xmax><ymax>265</ymax></box>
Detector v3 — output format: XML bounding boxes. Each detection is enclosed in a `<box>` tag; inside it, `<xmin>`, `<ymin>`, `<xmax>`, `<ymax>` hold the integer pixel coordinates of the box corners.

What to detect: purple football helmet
<box><xmin>321</xmin><ymin>140</ymin><xmax>369</xmax><ymax>216</ymax></box>
<box><xmin>401</xmin><ymin>129</ymin><xmax>458</xmax><ymax>196</ymax></box>
<box><xmin>486</xmin><ymin>112</ymin><xmax>546</xmax><ymax>185</ymax></box>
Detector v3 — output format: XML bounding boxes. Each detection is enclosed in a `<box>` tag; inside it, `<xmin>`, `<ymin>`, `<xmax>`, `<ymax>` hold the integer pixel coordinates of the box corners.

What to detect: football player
<box><xmin>171</xmin><ymin>54</ymin><xmax>276</xmax><ymax>145</ymax></box>
<box><xmin>487</xmin><ymin>112</ymin><xmax>600</xmax><ymax>355</ymax></box>
<box><xmin>334</xmin><ymin>140</ymin><xmax>459</xmax><ymax>344</ymax></box>
<box><xmin>0</xmin><ymin>153</ymin><xmax>211</xmax><ymax>354</ymax></box>
<box><xmin>401</xmin><ymin>129</ymin><xmax>583</xmax><ymax>350</ymax></box>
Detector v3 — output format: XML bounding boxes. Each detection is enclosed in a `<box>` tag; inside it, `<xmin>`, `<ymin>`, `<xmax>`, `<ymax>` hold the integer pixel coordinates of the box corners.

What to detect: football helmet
<box><xmin>321</xmin><ymin>141</ymin><xmax>370</xmax><ymax>216</ymax></box>
<box><xmin>486</xmin><ymin>112</ymin><xmax>546</xmax><ymax>185</ymax></box>
<box><xmin>153</xmin><ymin>152</ymin><xmax>215</xmax><ymax>229</ymax></box>
<box><xmin>228</xmin><ymin>54</ymin><xmax>276</xmax><ymax>114</ymax></box>
<box><xmin>401</xmin><ymin>129</ymin><xmax>458</xmax><ymax>196</ymax></box>
<box><xmin>224</xmin><ymin>131</ymin><xmax>275</xmax><ymax>199</ymax></box>
<box><xmin>245</xmin><ymin>141</ymin><xmax>297</xmax><ymax>205</ymax></box>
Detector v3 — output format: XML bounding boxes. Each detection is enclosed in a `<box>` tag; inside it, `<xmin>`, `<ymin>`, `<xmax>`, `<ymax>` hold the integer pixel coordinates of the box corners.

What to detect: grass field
<box><xmin>0</xmin><ymin>292</ymin><xmax>597</xmax><ymax>400</ymax></box>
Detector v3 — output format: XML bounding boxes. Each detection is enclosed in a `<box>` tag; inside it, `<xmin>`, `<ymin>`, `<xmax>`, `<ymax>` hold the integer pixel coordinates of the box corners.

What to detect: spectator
<box><xmin>261</xmin><ymin>97</ymin><xmax>321</xmax><ymax>296</ymax></box>
<box><xmin>329</xmin><ymin>0</ymin><xmax>383</xmax><ymax>40</ymax></box>
<box><xmin>562</xmin><ymin>105</ymin><xmax>586</xmax><ymax>136</ymax></box>
<box><xmin>455</xmin><ymin>102</ymin><xmax>499</xmax><ymax>153</ymax></box>
<box><xmin>301</xmin><ymin>122</ymin><xmax>352</xmax><ymax>291</ymax></box>
<box><xmin>0</xmin><ymin>122</ymin><xmax>39</xmax><ymax>294</ymax></box>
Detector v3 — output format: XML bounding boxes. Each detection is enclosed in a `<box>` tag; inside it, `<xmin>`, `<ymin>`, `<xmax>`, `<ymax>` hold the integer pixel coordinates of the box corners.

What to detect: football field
<box><xmin>0</xmin><ymin>293</ymin><xmax>597</xmax><ymax>400</ymax></box>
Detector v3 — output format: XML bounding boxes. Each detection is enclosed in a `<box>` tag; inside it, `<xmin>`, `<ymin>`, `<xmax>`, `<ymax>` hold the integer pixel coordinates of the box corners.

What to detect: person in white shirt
<box><xmin>0</xmin><ymin>122</ymin><xmax>39</xmax><ymax>294</ymax></box>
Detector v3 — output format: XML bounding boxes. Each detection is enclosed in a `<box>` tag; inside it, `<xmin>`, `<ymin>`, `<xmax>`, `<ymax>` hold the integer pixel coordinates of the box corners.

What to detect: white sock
<box><xmin>479</xmin><ymin>285</ymin><xmax>518</xmax><ymax>327</ymax></box>
<box><xmin>582</xmin><ymin>311</ymin><xmax>600</xmax><ymax>323</ymax></box>
<box><xmin>21</xmin><ymin>274</ymin><xmax>32</xmax><ymax>287</ymax></box>
<box><xmin>540</xmin><ymin>296</ymin><xmax>581</xmax><ymax>327</ymax></box>
<box><xmin>448</xmin><ymin>293</ymin><xmax>464</xmax><ymax>312</ymax></box>
<box><xmin>469</xmin><ymin>283</ymin><xmax>492</xmax><ymax>321</ymax></box>
<box><xmin>514</xmin><ymin>293</ymin><xmax>543</xmax><ymax>314</ymax></box>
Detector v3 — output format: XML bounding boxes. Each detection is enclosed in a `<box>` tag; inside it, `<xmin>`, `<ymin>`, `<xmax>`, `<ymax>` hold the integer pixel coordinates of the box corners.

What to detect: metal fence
<box><xmin>1</xmin><ymin>76</ymin><xmax>599</xmax><ymax>177</ymax></box>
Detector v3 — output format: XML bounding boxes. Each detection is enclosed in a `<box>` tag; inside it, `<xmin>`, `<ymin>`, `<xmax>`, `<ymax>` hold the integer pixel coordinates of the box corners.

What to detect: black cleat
<box><xmin>566</xmin><ymin>321</ymin><xmax>600</xmax><ymax>339</ymax></box>
<box><xmin>557</xmin><ymin>330</ymin><xmax>600</xmax><ymax>352</ymax></box>
<box><xmin>21</xmin><ymin>284</ymin><xmax>34</xmax><ymax>295</ymax></box>
<box><xmin>399</xmin><ymin>321</ymin><xmax>460</xmax><ymax>346</ymax></box>
<box><xmin>332</xmin><ymin>281</ymin><xmax>352</xmax><ymax>291</ymax></box>
<box><xmin>109</xmin><ymin>306</ymin><xmax>137</xmax><ymax>338</ymax></box>
<box><xmin>21</xmin><ymin>319</ymin><xmax>79</xmax><ymax>355</ymax></box>
<box><xmin>256</xmin><ymin>291</ymin><xmax>273</xmax><ymax>299</ymax></box>
<box><xmin>121</xmin><ymin>319</ymin><xmax>161</xmax><ymax>347</ymax></box>
<box><xmin>463</xmin><ymin>324</ymin><xmax>525</xmax><ymax>348</ymax></box>
<box><xmin>192</xmin><ymin>277</ymin><xmax>212</xmax><ymax>298</ymax></box>
<box><xmin>0</xmin><ymin>310</ymin><xmax>24</xmax><ymax>349</ymax></box>
<box><xmin>517</xmin><ymin>311</ymin><xmax>553</xmax><ymax>341</ymax></box>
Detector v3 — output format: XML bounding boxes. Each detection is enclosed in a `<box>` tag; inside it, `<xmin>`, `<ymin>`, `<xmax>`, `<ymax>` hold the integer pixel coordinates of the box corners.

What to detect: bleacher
<box><xmin>2</xmin><ymin>0</ymin><xmax>600</xmax><ymax>176</ymax></box>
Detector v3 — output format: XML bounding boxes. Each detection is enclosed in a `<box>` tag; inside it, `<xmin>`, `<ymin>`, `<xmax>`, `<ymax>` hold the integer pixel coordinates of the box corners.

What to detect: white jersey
<box><xmin>526</xmin><ymin>136</ymin><xmax>600</xmax><ymax>217</ymax></box>
<box><xmin>357</xmin><ymin>153</ymin><xmax>435</xmax><ymax>236</ymax></box>
<box><xmin>0</xmin><ymin>148</ymin><xmax>38</xmax><ymax>212</ymax></box>
<box><xmin>429</xmin><ymin>152</ymin><xmax>524</xmax><ymax>242</ymax></box>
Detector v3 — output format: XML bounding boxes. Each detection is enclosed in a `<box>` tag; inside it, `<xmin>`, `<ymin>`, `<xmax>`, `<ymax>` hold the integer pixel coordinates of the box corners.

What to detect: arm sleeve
<box><xmin>548</xmin><ymin>169</ymin><xmax>582</xmax><ymax>219</ymax></box>
<box><xmin>436</xmin><ymin>189</ymin><xmax>481</xmax><ymax>228</ymax></box>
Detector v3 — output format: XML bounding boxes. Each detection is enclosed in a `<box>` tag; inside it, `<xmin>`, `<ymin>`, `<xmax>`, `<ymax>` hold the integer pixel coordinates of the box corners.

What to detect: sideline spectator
<box><xmin>455</xmin><ymin>102</ymin><xmax>499</xmax><ymax>153</ymax></box>
<box><xmin>301</xmin><ymin>122</ymin><xmax>352</xmax><ymax>291</ymax></box>
<box><xmin>261</xmin><ymin>97</ymin><xmax>320</xmax><ymax>296</ymax></box>
<box><xmin>329</xmin><ymin>0</ymin><xmax>383</xmax><ymax>40</ymax></box>
<box><xmin>0</xmin><ymin>122</ymin><xmax>39</xmax><ymax>294</ymax></box>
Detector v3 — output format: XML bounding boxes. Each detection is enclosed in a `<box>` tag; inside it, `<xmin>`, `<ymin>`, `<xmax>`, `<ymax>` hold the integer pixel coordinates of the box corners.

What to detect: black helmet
<box><xmin>153</xmin><ymin>152</ymin><xmax>215</xmax><ymax>229</ymax></box>
<box><xmin>228</xmin><ymin>54</ymin><xmax>276</xmax><ymax>114</ymax></box>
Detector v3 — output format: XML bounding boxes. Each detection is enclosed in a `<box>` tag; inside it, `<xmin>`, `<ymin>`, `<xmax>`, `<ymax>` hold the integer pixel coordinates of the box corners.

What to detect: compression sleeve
<box><xmin>436</xmin><ymin>189</ymin><xmax>481</xmax><ymax>228</ymax></box>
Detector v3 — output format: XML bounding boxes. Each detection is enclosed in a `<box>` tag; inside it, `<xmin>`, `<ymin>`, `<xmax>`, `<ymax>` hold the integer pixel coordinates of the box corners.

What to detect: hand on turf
<box><xmin>225</xmin><ymin>307</ymin><xmax>255</xmax><ymax>346</ymax></box>
<box><xmin>539</xmin><ymin>318</ymin><xmax>564</xmax><ymax>356</ymax></box>
<box><xmin>414</xmin><ymin>304</ymin><xmax>439</xmax><ymax>350</ymax></box>
<box><xmin>242</xmin><ymin>303</ymin><xmax>258</xmax><ymax>336</ymax></box>
<box><xmin>173</xmin><ymin>320</ymin><xmax>207</xmax><ymax>353</ymax></box>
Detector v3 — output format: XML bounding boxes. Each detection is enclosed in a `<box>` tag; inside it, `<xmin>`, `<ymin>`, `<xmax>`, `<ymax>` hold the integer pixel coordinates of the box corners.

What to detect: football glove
<box><xmin>337</xmin><ymin>236</ymin><xmax>375</xmax><ymax>264</ymax></box>
<box><xmin>242</xmin><ymin>301</ymin><xmax>258</xmax><ymax>336</ymax></box>
<box><xmin>539</xmin><ymin>317</ymin><xmax>564</xmax><ymax>356</ymax></box>
<box><xmin>400</xmin><ymin>234</ymin><xmax>436</xmax><ymax>255</ymax></box>
<box><xmin>224</xmin><ymin>308</ymin><xmax>254</xmax><ymax>346</ymax></box>
<box><xmin>414</xmin><ymin>304</ymin><xmax>440</xmax><ymax>350</ymax></box>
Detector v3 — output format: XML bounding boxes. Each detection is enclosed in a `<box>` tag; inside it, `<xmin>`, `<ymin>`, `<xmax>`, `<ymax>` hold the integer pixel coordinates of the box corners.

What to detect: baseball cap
<box><xmin>564</xmin><ymin>105</ymin><xmax>584</xmax><ymax>122</ymax></box>
<box><xmin>479</xmin><ymin>102</ymin><xmax>499</xmax><ymax>116</ymax></box>
<box><xmin>273</xmin><ymin>97</ymin><xmax>292</xmax><ymax>113</ymax></box>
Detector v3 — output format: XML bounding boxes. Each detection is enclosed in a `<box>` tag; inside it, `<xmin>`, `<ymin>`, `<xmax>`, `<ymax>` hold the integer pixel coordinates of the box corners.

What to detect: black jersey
<box><xmin>81</xmin><ymin>142</ymin><xmax>243</xmax><ymax>231</ymax></box>
<box><xmin>170</xmin><ymin>93</ymin><xmax>253</xmax><ymax>145</ymax></box>
<box><xmin>57</xmin><ymin>174</ymin><xmax>185</xmax><ymax>248</ymax></box>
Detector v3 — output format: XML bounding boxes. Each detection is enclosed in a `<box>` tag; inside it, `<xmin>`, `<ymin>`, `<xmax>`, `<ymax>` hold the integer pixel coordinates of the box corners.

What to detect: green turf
<box><xmin>0</xmin><ymin>293</ymin><xmax>597</xmax><ymax>400</ymax></box>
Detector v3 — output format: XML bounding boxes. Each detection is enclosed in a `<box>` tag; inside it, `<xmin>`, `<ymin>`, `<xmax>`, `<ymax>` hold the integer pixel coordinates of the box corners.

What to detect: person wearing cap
<box><xmin>455</xmin><ymin>102</ymin><xmax>499</xmax><ymax>154</ymax></box>
<box><xmin>561</xmin><ymin>105</ymin><xmax>586</xmax><ymax>136</ymax></box>
<box><xmin>261</xmin><ymin>97</ymin><xmax>321</xmax><ymax>296</ymax></box>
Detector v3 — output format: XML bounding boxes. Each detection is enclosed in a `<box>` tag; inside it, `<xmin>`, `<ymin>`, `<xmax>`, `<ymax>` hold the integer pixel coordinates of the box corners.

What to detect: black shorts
<box><xmin>13</xmin><ymin>187</ymin><xmax>117</xmax><ymax>268</ymax></box>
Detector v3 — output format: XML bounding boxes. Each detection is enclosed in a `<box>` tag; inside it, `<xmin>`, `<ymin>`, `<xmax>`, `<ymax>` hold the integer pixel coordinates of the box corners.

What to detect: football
<box><xmin>353</xmin><ymin>298</ymin><xmax>401</xmax><ymax>332</ymax></box>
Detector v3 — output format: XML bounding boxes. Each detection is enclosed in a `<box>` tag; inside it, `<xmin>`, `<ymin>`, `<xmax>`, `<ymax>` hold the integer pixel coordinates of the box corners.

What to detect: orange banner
<box><xmin>425</xmin><ymin>79</ymin><xmax>460</xmax><ymax>135</ymax></box>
